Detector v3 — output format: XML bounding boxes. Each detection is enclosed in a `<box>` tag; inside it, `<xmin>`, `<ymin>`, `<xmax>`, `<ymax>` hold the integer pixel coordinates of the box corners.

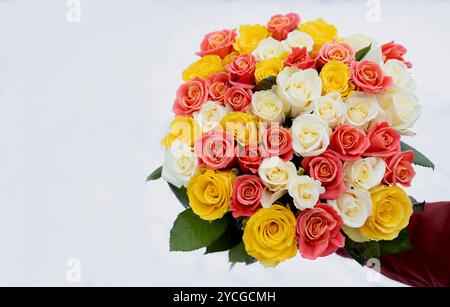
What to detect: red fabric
<box><xmin>338</xmin><ymin>202</ymin><xmax>450</xmax><ymax>287</ymax></box>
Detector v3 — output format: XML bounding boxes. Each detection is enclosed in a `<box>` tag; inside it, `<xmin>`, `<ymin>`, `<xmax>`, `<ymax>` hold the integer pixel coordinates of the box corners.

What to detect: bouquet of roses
<box><xmin>148</xmin><ymin>13</ymin><xmax>434</xmax><ymax>267</ymax></box>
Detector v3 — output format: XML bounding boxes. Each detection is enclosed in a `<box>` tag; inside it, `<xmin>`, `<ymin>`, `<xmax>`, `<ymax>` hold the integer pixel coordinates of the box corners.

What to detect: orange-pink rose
<box><xmin>329</xmin><ymin>124</ymin><xmax>370</xmax><ymax>162</ymax></box>
<box><xmin>296</xmin><ymin>203</ymin><xmax>345</xmax><ymax>260</ymax></box>
<box><xmin>284</xmin><ymin>47</ymin><xmax>317</xmax><ymax>70</ymax></box>
<box><xmin>364</xmin><ymin>122</ymin><xmax>401</xmax><ymax>158</ymax></box>
<box><xmin>226</xmin><ymin>53</ymin><xmax>257</xmax><ymax>89</ymax></box>
<box><xmin>194</xmin><ymin>130</ymin><xmax>235</xmax><ymax>170</ymax></box>
<box><xmin>235</xmin><ymin>144</ymin><xmax>264</xmax><ymax>174</ymax></box>
<box><xmin>383</xmin><ymin>150</ymin><xmax>416</xmax><ymax>187</ymax></box>
<box><xmin>223</xmin><ymin>86</ymin><xmax>252</xmax><ymax>112</ymax></box>
<box><xmin>173</xmin><ymin>77</ymin><xmax>209</xmax><ymax>116</ymax></box>
<box><xmin>260</xmin><ymin>125</ymin><xmax>293</xmax><ymax>161</ymax></box>
<box><xmin>302</xmin><ymin>151</ymin><xmax>346</xmax><ymax>200</ymax></box>
<box><xmin>317</xmin><ymin>42</ymin><xmax>355</xmax><ymax>68</ymax></box>
<box><xmin>267</xmin><ymin>13</ymin><xmax>301</xmax><ymax>40</ymax></box>
<box><xmin>350</xmin><ymin>60</ymin><xmax>393</xmax><ymax>94</ymax></box>
<box><xmin>206</xmin><ymin>72</ymin><xmax>230</xmax><ymax>102</ymax></box>
<box><xmin>230</xmin><ymin>174</ymin><xmax>263</xmax><ymax>218</ymax></box>
<box><xmin>381</xmin><ymin>41</ymin><xmax>412</xmax><ymax>69</ymax></box>
<box><xmin>196</xmin><ymin>29</ymin><xmax>237</xmax><ymax>58</ymax></box>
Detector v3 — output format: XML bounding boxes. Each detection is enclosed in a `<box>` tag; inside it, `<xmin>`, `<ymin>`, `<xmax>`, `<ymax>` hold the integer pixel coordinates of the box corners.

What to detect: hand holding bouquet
<box><xmin>148</xmin><ymin>13</ymin><xmax>434</xmax><ymax>267</ymax></box>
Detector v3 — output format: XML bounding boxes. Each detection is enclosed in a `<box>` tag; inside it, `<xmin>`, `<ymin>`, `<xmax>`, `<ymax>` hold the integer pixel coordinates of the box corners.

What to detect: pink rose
<box><xmin>235</xmin><ymin>144</ymin><xmax>263</xmax><ymax>174</ymax></box>
<box><xmin>172</xmin><ymin>77</ymin><xmax>209</xmax><ymax>116</ymax></box>
<box><xmin>317</xmin><ymin>42</ymin><xmax>355</xmax><ymax>68</ymax></box>
<box><xmin>196</xmin><ymin>29</ymin><xmax>237</xmax><ymax>58</ymax></box>
<box><xmin>267</xmin><ymin>13</ymin><xmax>301</xmax><ymax>40</ymax></box>
<box><xmin>223</xmin><ymin>86</ymin><xmax>252</xmax><ymax>112</ymax></box>
<box><xmin>206</xmin><ymin>72</ymin><xmax>230</xmax><ymax>102</ymax></box>
<box><xmin>364</xmin><ymin>122</ymin><xmax>401</xmax><ymax>158</ymax></box>
<box><xmin>328</xmin><ymin>124</ymin><xmax>370</xmax><ymax>162</ymax></box>
<box><xmin>226</xmin><ymin>53</ymin><xmax>257</xmax><ymax>89</ymax></box>
<box><xmin>381</xmin><ymin>41</ymin><xmax>412</xmax><ymax>69</ymax></box>
<box><xmin>302</xmin><ymin>151</ymin><xmax>346</xmax><ymax>200</ymax></box>
<box><xmin>284</xmin><ymin>47</ymin><xmax>318</xmax><ymax>70</ymax></box>
<box><xmin>260</xmin><ymin>125</ymin><xmax>293</xmax><ymax>161</ymax></box>
<box><xmin>230</xmin><ymin>175</ymin><xmax>263</xmax><ymax>218</ymax></box>
<box><xmin>194</xmin><ymin>130</ymin><xmax>235</xmax><ymax>170</ymax></box>
<box><xmin>383</xmin><ymin>151</ymin><xmax>416</xmax><ymax>187</ymax></box>
<box><xmin>296</xmin><ymin>203</ymin><xmax>345</xmax><ymax>260</ymax></box>
<box><xmin>350</xmin><ymin>60</ymin><xmax>393</xmax><ymax>94</ymax></box>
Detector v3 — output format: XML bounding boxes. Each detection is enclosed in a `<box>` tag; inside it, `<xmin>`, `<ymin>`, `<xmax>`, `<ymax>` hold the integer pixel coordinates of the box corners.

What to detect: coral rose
<box><xmin>230</xmin><ymin>175</ymin><xmax>263</xmax><ymax>218</ymax></box>
<box><xmin>364</xmin><ymin>122</ymin><xmax>401</xmax><ymax>158</ymax></box>
<box><xmin>260</xmin><ymin>125</ymin><xmax>293</xmax><ymax>161</ymax></box>
<box><xmin>301</xmin><ymin>151</ymin><xmax>346</xmax><ymax>200</ymax></box>
<box><xmin>194</xmin><ymin>130</ymin><xmax>235</xmax><ymax>170</ymax></box>
<box><xmin>206</xmin><ymin>72</ymin><xmax>230</xmax><ymax>102</ymax></box>
<box><xmin>223</xmin><ymin>86</ymin><xmax>252</xmax><ymax>112</ymax></box>
<box><xmin>328</xmin><ymin>124</ymin><xmax>370</xmax><ymax>161</ymax></box>
<box><xmin>296</xmin><ymin>203</ymin><xmax>345</xmax><ymax>260</ymax></box>
<box><xmin>173</xmin><ymin>77</ymin><xmax>209</xmax><ymax>116</ymax></box>
<box><xmin>235</xmin><ymin>144</ymin><xmax>264</xmax><ymax>174</ymax></box>
<box><xmin>381</xmin><ymin>41</ymin><xmax>412</xmax><ymax>69</ymax></box>
<box><xmin>197</xmin><ymin>29</ymin><xmax>237</xmax><ymax>58</ymax></box>
<box><xmin>350</xmin><ymin>60</ymin><xmax>393</xmax><ymax>94</ymax></box>
<box><xmin>317</xmin><ymin>42</ymin><xmax>355</xmax><ymax>68</ymax></box>
<box><xmin>226</xmin><ymin>53</ymin><xmax>257</xmax><ymax>89</ymax></box>
<box><xmin>383</xmin><ymin>151</ymin><xmax>416</xmax><ymax>187</ymax></box>
<box><xmin>284</xmin><ymin>47</ymin><xmax>317</xmax><ymax>70</ymax></box>
<box><xmin>267</xmin><ymin>13</ymin><xmax>301</xmax><ymax>40</ymax></box>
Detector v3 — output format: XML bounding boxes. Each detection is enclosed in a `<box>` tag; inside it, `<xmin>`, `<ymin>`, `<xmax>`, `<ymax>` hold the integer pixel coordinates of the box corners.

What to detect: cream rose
<box><xmin>328</xmin><ymin>186</ymin><xmax>372</xmax><ymax>228</ymax></box>
<box><xmin>252</xmin><ymin>37</ymin><xmax>285</xmax><ymax>61</ymax></box>
<box><xmin>343</xmin><ymin>157</ymin><xmax>386</xmax><ymax>190</ymax></box>
<box><xmin>291</xmin><ymin>114</ymin><xmax>331</xmax><ymax>157</ymax></box>
<box><xmin>251</xmin><ymin>89</ymin><xmax>285</xmax><ymax>123</ymax></box>
<box><xmin>383</xmin><ymin>59</ymin><xmax>417</xmax><ymax>92</ymax></box>
<box><xmin>193</xmin><ymin>101</ymin><xmax>230</xmax><ymax>133</ymax></box>
<box><xmin>162</xmin><ymin>140</ymin><xmax>198</xmax><ymax>188</ymax></box>
<box><xmin>276</xmin><ymin>67</ymin><xmax>322</xmax><ymax>117</ymax></box>
<box><xmin>345</xmin><ymin>92</ymin><xmax>379</xmax><ymax>129</ymax></box>
<box><xmin>377</xmin><ymin>92</ymin><xmax>421</xmax><ymax>131</ymax></box>
<box><xmin>343</xmin><ymin>34</ymin><xmax>373</xmax><ymax>53</ymax></box>
<box><xmin>313</xmin><ymin>92</ymin><xmax>347</xmax><ymax>128</ymax></box>
<box><xmin>288</xmin><ymin>175</ymin><xmax>325</xmax><ymax>210</ymax></box>
<box><xmin>281</xmin><ymin>30</ymin><xmax>314</xmax><ymax>52</ymax></box>
<box><xmin>258</xmin><ymin>156</ymin><xmax>297</xmax><ymax>192</ymax></box>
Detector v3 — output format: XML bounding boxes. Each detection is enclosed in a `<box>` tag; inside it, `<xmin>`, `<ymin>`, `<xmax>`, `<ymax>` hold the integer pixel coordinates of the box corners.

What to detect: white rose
<box><xmin>193</xmin><ymin>101</ymin><xmax>230</xmax><ymax>133</ymax></box>
<box><xmin>252</xmin><ymin>37</ymin><xmax>285</xmax><ymax>61</ymax></box>
<box><xmin>377</xmin><ymin>92</ymin><xmax>421</xmax><ymax>131</ymax></box>
<box><xmin>328</xmin><ymin>186</ymin><xmax>372</xmax><ymax>228</ymax></box>
<box><xmin>343</xmin><ymin>157</ymin><xmax>386</xmax><ymax>190</ymax></box>
<box><xmin>291</xmin><ymin>114</ymin><xmax>331</xmax><ymax>157</ymax></box>
<box><xmin>258</xmin><ymin>156</ymin><xmax>297</xmax><ymax>192</ymax></box>
<box><xmin>345</xmin><ymin>92</ymin><xmax>379</xmax><ymax>129</ymax></box>
<box><xmin>162</xmin><ymin>140</ymin><xmax>197</xmax><ymax>188</ymax></box>
<box><xmin>276</xmin><ymin>67</ymin><xmax>322</xmax><ymax>117</ymax></box>
<box><xmin>281</xmin><ymin>30</ymin><xmax>314</xmax><ymax>52</ymax></box>
<box><xmin>288</xmin><ymin>175</ymin><xmax>325</xmax><ymax>210</ymax></box>
<box><xmin>251</xmin><ymin>89</ymin><xmax>285</xmax><ymax>123</ymax></box>
<box><xmin>383</xmin><ymin>59</ymin><xmax>417</xmax><ymax>92</ymax></box>
<box><xmin>343</xmin><ymin>34</ymin><xmax>374</xmax><ymax>53</ymax></box>
<box><xmin>313</xmin><ymin>92</ymin><xmax>347</xmax><ymax>128</ymax></box>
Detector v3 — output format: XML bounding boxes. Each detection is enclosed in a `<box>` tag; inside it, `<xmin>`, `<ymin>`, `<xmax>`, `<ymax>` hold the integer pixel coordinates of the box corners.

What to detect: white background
<box><xmin>1</xmin><ymin>0</ymin><xmax>449</xmax><ymax>286</ymax></box>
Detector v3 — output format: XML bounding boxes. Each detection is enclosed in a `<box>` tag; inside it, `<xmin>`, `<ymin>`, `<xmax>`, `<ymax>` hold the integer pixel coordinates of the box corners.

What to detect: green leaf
<box><xmin>254</xmin><ymin>76</ymin><xmax>277</xmax><ymax>92</ymax></box>
<box><xmin>401</xmin><ymin>141</ymin><xmax>435</xmax><ymax>170</ymax></box>
<box><xmin>379</xmin><ymin>228</ymin><xmax>412</xmax><ymax>256</ymax></box>
<box><xmin>355</xmin><ymin>43</ymin><xmax>372</xmax><ymax>61</ymax></box>
<box><xmin>170</xmin><ymin>209</ymin><xmax>229</xmax><ymax>252</ymax></box>
<box><xmin>146</xmin><ymin>166</ymin><xmax>162</xmax><ymax>181</ymax></box>
<box><xmin>168</xmin><ymin>183</ymin><xmax>189</xmax><ymax>208</ymax></box>
<box><xmin>229</xmin><ymin>241</ymin><xmax>252</xmax><ymax>263</ymax></box>
<box><xmin>344</xmin><ymin>236</ymin><xmax>380</xmax><ymax>266</ymax></box>
<box><xmin>205</xmin><ymin>215</ymin><xmax>242</xmax><ymax>254</ymax></box>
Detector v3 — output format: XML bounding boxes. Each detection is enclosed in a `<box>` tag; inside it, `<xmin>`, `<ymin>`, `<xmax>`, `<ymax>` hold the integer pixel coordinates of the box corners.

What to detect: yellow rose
<box><xmin>243</xmin><ymin>205</ymin><xmax>297</xmax><ymax>267</ymax></box>
<box><xmin>187</xmin><ymin>169</ymin><xmax>235</xmax><ymax>221</ymax></box>
<box><xmin>233</xmin><ymin>25</ymin><xmax>269</xmax><ymax>54</ymax></box>
<box><xmin>319</xmin><ymin>60</ymin><xmax>355</xmax><ymax>99</ymax></box>
<box><xmin>360</xmin><ymin>185</ymin><xmax>413</xmax><ymax>241</ymax></box>
<box><xmin>182</xmin><ymin>55</ymin><xmax>223</xmax><ymax>81</ymax></box>
<box><xmin>221</xmin><ymin>112</ymin><xmax>259</xmax><ymax>145</ymax></box>
<box><xmin>298</xmin><ymin>18</ymin><xmax>338</xmax><ymax>52</ymax></box>
<box><xmin>255</xmin><ymin>57</ymin><xmax>284</xmax><ymax>84</ymax></box>
<box><xmin>161</xmin><ymin>117</ymin><xmax>201</xmax><ymax>148</ymax></box>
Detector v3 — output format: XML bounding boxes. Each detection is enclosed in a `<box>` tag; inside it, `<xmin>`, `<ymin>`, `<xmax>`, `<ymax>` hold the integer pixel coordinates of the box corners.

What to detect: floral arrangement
<box><xmin>148</xmin><ymin>13</ymin><xmax>434</xmax><ymax>267</ymax></box>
